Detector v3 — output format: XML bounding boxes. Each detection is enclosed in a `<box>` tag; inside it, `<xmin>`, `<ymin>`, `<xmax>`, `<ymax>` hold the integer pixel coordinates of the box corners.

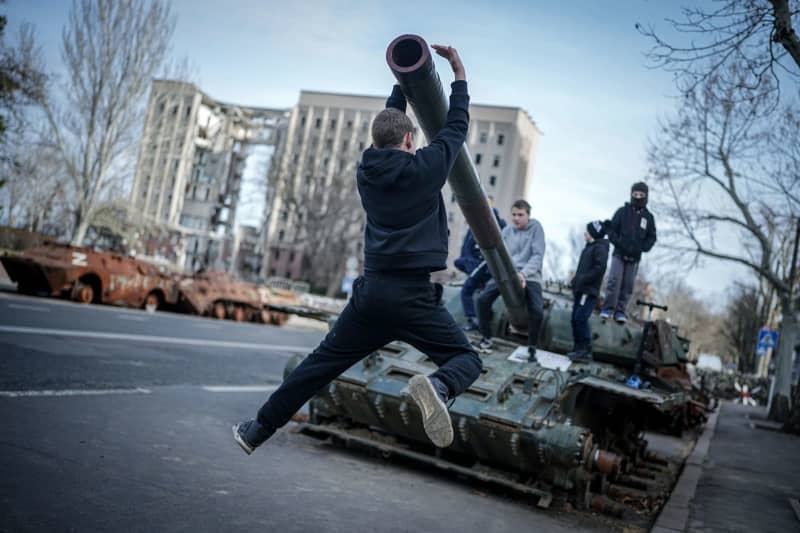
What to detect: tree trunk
<box><xmin>71</xmin><ymin>211</ymin><xmax>90</xmax><ymax>247</ymax></box>
<box><xmin>769</xmin><ymin>295</ymin><xmax>797</xmax><ymax>422</ymax></box>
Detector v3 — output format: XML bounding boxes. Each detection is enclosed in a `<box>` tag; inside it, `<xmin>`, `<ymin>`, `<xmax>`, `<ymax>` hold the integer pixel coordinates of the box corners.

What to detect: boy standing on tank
<box><xmin>599</xmin><ymin>182</ymin><xmax>657</xmax><ymax>323</ymax></box>
<box><xmin>233</xmin><ymin>45</ymin><xmax>482</xmax><ymax>453</ymax></box>
<box><xmin>568</xmin><ymin>221</ymin><xmax>609</xmax><ymax>361</ymax></box>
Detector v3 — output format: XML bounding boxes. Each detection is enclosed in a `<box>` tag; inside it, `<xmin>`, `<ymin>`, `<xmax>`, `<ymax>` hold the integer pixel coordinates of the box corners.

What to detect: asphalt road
<box><xmin>0</xmin><ymin>291</ymin><xmax>613</xmax><ymax>533</ymax></box>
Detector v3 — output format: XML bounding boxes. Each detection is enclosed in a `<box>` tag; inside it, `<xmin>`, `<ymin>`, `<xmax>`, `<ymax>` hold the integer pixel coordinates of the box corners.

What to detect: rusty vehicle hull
<box><xmin>1</xmin><ymin>243</ymin><xmax>179</xmax><ymax>310</ymax></box>
<box><xmin>176</xmin><ymin>271</ymin><xmax>301</xmax><ymax>324</ymax></box>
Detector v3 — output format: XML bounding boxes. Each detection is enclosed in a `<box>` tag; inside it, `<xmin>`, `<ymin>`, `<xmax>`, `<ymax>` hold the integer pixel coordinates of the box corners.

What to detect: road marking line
<box><xmin>0</xmin><ymin>387</ymin><xmax>152</xmax><ymax>398</ymax></box>
<box><xmin>7</xmin><ymin>303</ymin><xmax>51</xmax><ymax>312</ymax></box>
<box><xmin>192</xmin><ymin>323</ymin><xmax>222</xmax><ymax>329</ymax></box>
<box><xmin>202</xmin><ymin>385</ymin><xmax>280</xmax><ymax>393</ymax></box>
<box><xmin>0</xmin><ymin>325</ymin><xmax>313</xmax><ymax>354</ymax></box>
<box><xmin>116</xmin><ymin>314</ymin><xmax>147</xmax><ymax>321</ymax></box>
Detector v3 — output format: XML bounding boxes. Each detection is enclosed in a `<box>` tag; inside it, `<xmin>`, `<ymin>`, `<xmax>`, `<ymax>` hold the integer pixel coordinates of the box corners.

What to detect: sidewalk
<box><xmin>654</xmin><ymin>401</ymin><xmax>800</xmax><ymax>533</ymax></box>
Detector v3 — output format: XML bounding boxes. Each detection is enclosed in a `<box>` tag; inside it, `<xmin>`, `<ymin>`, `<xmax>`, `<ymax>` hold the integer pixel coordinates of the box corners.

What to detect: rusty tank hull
<box><xmin>1</xmin><ymin>242</ymin><xmax>179</xmax><ymax>310</ymax></box>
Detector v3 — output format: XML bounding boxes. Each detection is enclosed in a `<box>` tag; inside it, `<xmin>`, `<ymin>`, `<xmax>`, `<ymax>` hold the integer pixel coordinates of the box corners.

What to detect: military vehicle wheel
<box><xmin>144</xmin><ymin>292</ymin><xmax>161</xmax><ymax>313</ymax></box>
<box><xmin>71</xmin><ymin>281</ymin><xmax>94</xmax><ymax>304</ymax></box>
<box><xmin>270</xmin><ymin>311</ymin><xmax>289</xmax><ymax>326</ymax></box>
<box><xmin>260</xmin><ymin>309</ymin><xmax>272</xmax><ymax>324</ymax></box>
<box><xmin>213</xmin><ymin>302</ymin><xmax>226</xmax><ymax>319</ymax></box>
<box><xmin>232</xmin><ymin>306</ymin><xmax>246</xmax><ymax>322</ymax></box>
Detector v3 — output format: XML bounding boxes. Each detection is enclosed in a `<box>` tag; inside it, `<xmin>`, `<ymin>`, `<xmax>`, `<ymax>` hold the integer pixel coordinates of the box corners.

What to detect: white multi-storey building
<box><xmin>263</xmin><ymin>90</ymin><xmax>540</xmax><ymax>285</ymax></box>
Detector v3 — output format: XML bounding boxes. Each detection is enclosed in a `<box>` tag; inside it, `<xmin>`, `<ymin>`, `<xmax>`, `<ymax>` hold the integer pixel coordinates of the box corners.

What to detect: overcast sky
<box><xmin>8</xmin><ymin>0</ymin><xmax>751</xmax><ymax>302</ymax></box>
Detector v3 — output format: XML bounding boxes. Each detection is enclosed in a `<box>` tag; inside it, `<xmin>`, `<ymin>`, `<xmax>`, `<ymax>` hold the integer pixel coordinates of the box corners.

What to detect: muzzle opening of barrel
<box><xmin>390</xmin><ymin>37</ymin><xmax>424</xmax><ymax>69</ymax></box>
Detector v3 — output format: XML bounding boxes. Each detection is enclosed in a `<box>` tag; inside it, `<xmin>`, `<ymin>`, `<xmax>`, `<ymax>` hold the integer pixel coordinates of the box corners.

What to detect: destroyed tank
<box><xmin>285</xmin><ymin>35</ymin><xmax>697</xmax><ymax>516</ymax></box>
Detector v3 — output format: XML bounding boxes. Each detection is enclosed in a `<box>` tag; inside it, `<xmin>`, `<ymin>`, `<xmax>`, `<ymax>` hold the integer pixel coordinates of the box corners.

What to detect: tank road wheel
<box><xmin>71</xmin><ymin>281</ymin><xmax>94</xmax><ymax>304</ymax></box>
<box><xmin>213</xmin><ymin>302</ymin><xmax>226</xmax><ymax>320</ymax></box>
<box><xmin>260</xmin><ymin>309</ymin><xmax>272</xmax><ymax>324</ymax></box>
<box><xmin>144</xmin><ymin>292</ymin><xmax>161</xmax><ymax>313</ymax></box>
<box><xmin>233</xmin><ymin>306</ymin><xmax>246</xmax><ymax>322</ymax></box>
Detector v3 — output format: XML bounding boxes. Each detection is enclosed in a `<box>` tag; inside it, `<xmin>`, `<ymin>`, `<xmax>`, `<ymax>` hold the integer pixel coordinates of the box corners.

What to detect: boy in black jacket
<box><xmin>568</xmin><ymin>221</ymin><xmax>609</xmax><ymax>361</ymax></box>
<box><xmin>233</xmin><ymin>45</ymin><xmax>482</xmax><ymax>453</ymax></box>
<box><xmin>599</xmin><ymin>182</ymin><xmax>657</xmax><ymax>323</ymax></box>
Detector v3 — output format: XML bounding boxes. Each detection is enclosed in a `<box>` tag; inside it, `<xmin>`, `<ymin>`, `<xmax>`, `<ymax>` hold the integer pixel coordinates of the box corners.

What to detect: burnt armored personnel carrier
<box><xmin>1</xmin><ymin>242</ymin><xmax>179</xmax><ymax>310</ymax></box>
<box><xmin>283</xmin><ymin>35</ymin><xmax>700</xmax><ymax>517</ymax></box>
<box><xmin>176</xmin><ymin>271</ymin><xmax>301</xmax><ymax>324</ymax></box>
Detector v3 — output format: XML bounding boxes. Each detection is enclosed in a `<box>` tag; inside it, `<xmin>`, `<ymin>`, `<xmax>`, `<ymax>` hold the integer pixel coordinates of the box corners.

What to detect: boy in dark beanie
<box><xmin>233</xmin><ymin>44</ymin><xmax>482</xmax><ymax>453</ymax></box>
<box><xmin>599</xmin><ymin>182</ymin><xmax>656</xmax><ymax>323</ymax></box>
<box><xmin>568</xmin><ymin>221</ymin><xmax>609</xmax><ymax>361</ymax></box>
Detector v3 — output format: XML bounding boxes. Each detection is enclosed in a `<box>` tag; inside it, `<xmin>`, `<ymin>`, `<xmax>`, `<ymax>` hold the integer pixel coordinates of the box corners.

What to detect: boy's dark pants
<box><xmin>476</xmin><ymin>279</ymin><xmax>544</xmax><ymax>347</ymax></box>
<box><xmin>257</xmin><ymin>271</ymin><xmax>483</xmax><ymax>430</ymax></box>
<box><xmin>603</xmin><ymin>256</ymin><xmax>638</xmax><ymax>313</ymax></box>
<box><xmin>460</xmin><ymin>267</ymin><xmax>490</xmax><ymax>320</ymax></box>
<box><xmin>571</xmin><ymin>293</ymin><xmax>597</xmax><ymax>350</ymax></box>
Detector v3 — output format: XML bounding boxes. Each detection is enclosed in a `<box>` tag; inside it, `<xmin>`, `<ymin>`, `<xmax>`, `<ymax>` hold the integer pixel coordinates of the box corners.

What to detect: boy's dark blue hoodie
<box><xmin>357</xmin><ymin>80</ymin><xmax>469</xmax><ymax>272</ymax></box>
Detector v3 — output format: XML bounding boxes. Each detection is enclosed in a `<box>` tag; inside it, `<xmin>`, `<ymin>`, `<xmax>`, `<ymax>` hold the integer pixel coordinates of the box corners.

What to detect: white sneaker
<box><xmin>408</xmin><ymin>375</ymin><xmax>454</xmax><ymax>448</ymax></box>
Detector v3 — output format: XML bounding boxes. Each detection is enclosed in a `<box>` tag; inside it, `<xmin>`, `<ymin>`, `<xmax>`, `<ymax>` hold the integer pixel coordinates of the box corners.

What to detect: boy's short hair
<box><xmin>371</xmin><ymin>109</ymin><xmax>414</xmax><ymax>149</ymax></box>
<box><xmin>511</xmin><ymin>199</ymin><xmax>531</xmax><ymax>214</ymax></box>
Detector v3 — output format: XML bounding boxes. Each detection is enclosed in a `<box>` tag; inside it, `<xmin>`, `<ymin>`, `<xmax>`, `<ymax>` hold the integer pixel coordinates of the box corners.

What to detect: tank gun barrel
<box><xmin>385</xmin><ymin>34</ymin><xmax>528</xmax><ymax>329</ymax></box>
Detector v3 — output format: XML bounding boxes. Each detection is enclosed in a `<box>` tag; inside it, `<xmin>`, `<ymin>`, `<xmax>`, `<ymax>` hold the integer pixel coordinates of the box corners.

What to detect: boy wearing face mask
<box><xmin>599</xmin><ymin>182</ymin><xmax>657</xmax><ymax>323</ymax></box>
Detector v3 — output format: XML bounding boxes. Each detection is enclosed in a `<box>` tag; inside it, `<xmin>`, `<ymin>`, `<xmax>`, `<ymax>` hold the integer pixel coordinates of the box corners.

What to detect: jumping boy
<box><xmin>233</xmin><ymin>45</ymin><xmax>482</xmax><ymax>453</ymax></box>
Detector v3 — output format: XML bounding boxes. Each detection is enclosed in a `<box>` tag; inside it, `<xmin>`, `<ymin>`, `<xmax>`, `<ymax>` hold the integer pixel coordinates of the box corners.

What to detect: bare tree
<box><xmin>721</xmin><ymin>281</ymin><xmax>772</xmax><ymax>371</ymax></box>
<box><xmin>36</xmin><ymin>0</ymin><xmax>175</xmax><ymax>246</ymax></box>
<box><xmin>659</xmin><ymin>279</ymin><xmax>729</xmax><ymax>360</ymax></box>
<box><xmin>647</xmin><ymin>60</ymin><xmax>799</xmax><ymax>420</ymax></box>
<box><xmin>275</xmin><ymin>159</ymin><xmax>364</xmax><ymax>296</ymax></box>
<box><xmin>638</xmin><ymin>0</ymin><xmax>800</xmax><ymax>101</ymax></box>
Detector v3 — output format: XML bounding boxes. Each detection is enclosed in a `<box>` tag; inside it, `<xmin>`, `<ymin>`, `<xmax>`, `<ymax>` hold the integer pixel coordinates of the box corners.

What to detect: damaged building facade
<box><xmin>130</xmin><ymin>79</ymin><xmax>286</xmax><ymax>274</ymax></box>
<box><xmin>132</xmin><ymin>80</ymin><xmax>540</xmax><ymax>289</ymax></box>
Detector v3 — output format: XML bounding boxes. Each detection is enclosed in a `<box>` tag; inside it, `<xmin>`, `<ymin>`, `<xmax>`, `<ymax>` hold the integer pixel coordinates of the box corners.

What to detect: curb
<box><xmin>650</xmin><ymin>404</ymin><xmax>722</xmax><ymax>533</ymax></box>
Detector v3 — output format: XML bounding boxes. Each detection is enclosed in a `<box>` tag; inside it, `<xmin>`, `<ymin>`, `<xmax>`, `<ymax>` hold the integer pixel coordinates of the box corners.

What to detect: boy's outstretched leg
<box><xmin>232</xmin><ymin>283</ymin><xmax>390</xmax><ymax>455</ymax></box>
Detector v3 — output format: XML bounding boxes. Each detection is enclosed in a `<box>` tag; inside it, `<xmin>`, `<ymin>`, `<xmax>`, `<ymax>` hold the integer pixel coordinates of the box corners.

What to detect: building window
<box><xmin>325</xmin><ymin>138</ymin><xmax>333</xmax><ymax>149</ymax></box>
<box><xmin>359</xmin><ymin>141</ymin><xmax>365</xmax><ymax>150</ymax></box>
<box><xmin>475</xmin><ymin>153</ymin><xmax>482</xmax><ymax>165</ymax></box>
<box><xmin>301</xmin><ymin>115</ymin><xmax>306</xmax><ymax>126</ymax></box>
<box><xmin>204</xmin><ymin>188</ymin><xmax>210</xmax><ymax>201</ymax></box>
<box><xmin>489</xmin><ymin>175</ymin><xmax>497</xmax><ymax>186</ymax></box>
<box><xmin>186</xmin><ymin>106</ymin><xmax>192</xmax><ymax>117</ymax></box>
<box><xmin>278</xmin><ymin>230</ymin><xmax>285</xmax><ymax>241</ymax></box>
<box><xmin>293</xmin><ymin>154</ymin><xmax>299</xmax><ymax>163</ymax></box>
<box><xmin>330</xmin><ymin>119</ymin><xmax>337</xmax><ymax>130</ymax></box>
<box><xmin>315</xmin><ymin>118</ymin><xmax>322</xmax><ymax>129</ymax></box>
<box><xmin>285</xmin><ymin>271</ymin><xmax>292</xmax><ymax>278</ymax></box>
<box><xmin>274</xmin><ymin>249</ymin><xmax>280</xmax><ymax>260</ymax></box>
<box><xmin>289</xmin><ymin>251</ymin><xmax>295</xmax><ymax>262</ymax></box>
<box><xmin>269</xmin><ymin>268</ymin><xmax>276</xmax><ymax>276</ymax></box>
<box><xmin>497</xmin><ymin>134</ymin><xmax>505</xmax><ymax>145</ymax></box>
<box><xmin>281</xmin><ymin>210</ymin><xmax>288</xmax><ymax>221</ymax></box>
<box><xmin>493</xmin><ymin>155</ymin><xmax>501</xmax><ymax>167</ymax></box>
<box><xmin>191</xmin><ymin>185</ymin><xmax>196</xmax><ymax>198</ymax></box>
<box><xmin>342</xmin><ymin>140</ymin><xmax>349</xmax><ymax>150</ymax></box>
<box><xmin>347</xmin><ymin>120</ymin><xmax>353</xmax><ymax>129</ymax></box>
<box><xmin>479</xmin><ymin>132</ymin><xmax>488</xmax><ymax>143</ymax></box>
